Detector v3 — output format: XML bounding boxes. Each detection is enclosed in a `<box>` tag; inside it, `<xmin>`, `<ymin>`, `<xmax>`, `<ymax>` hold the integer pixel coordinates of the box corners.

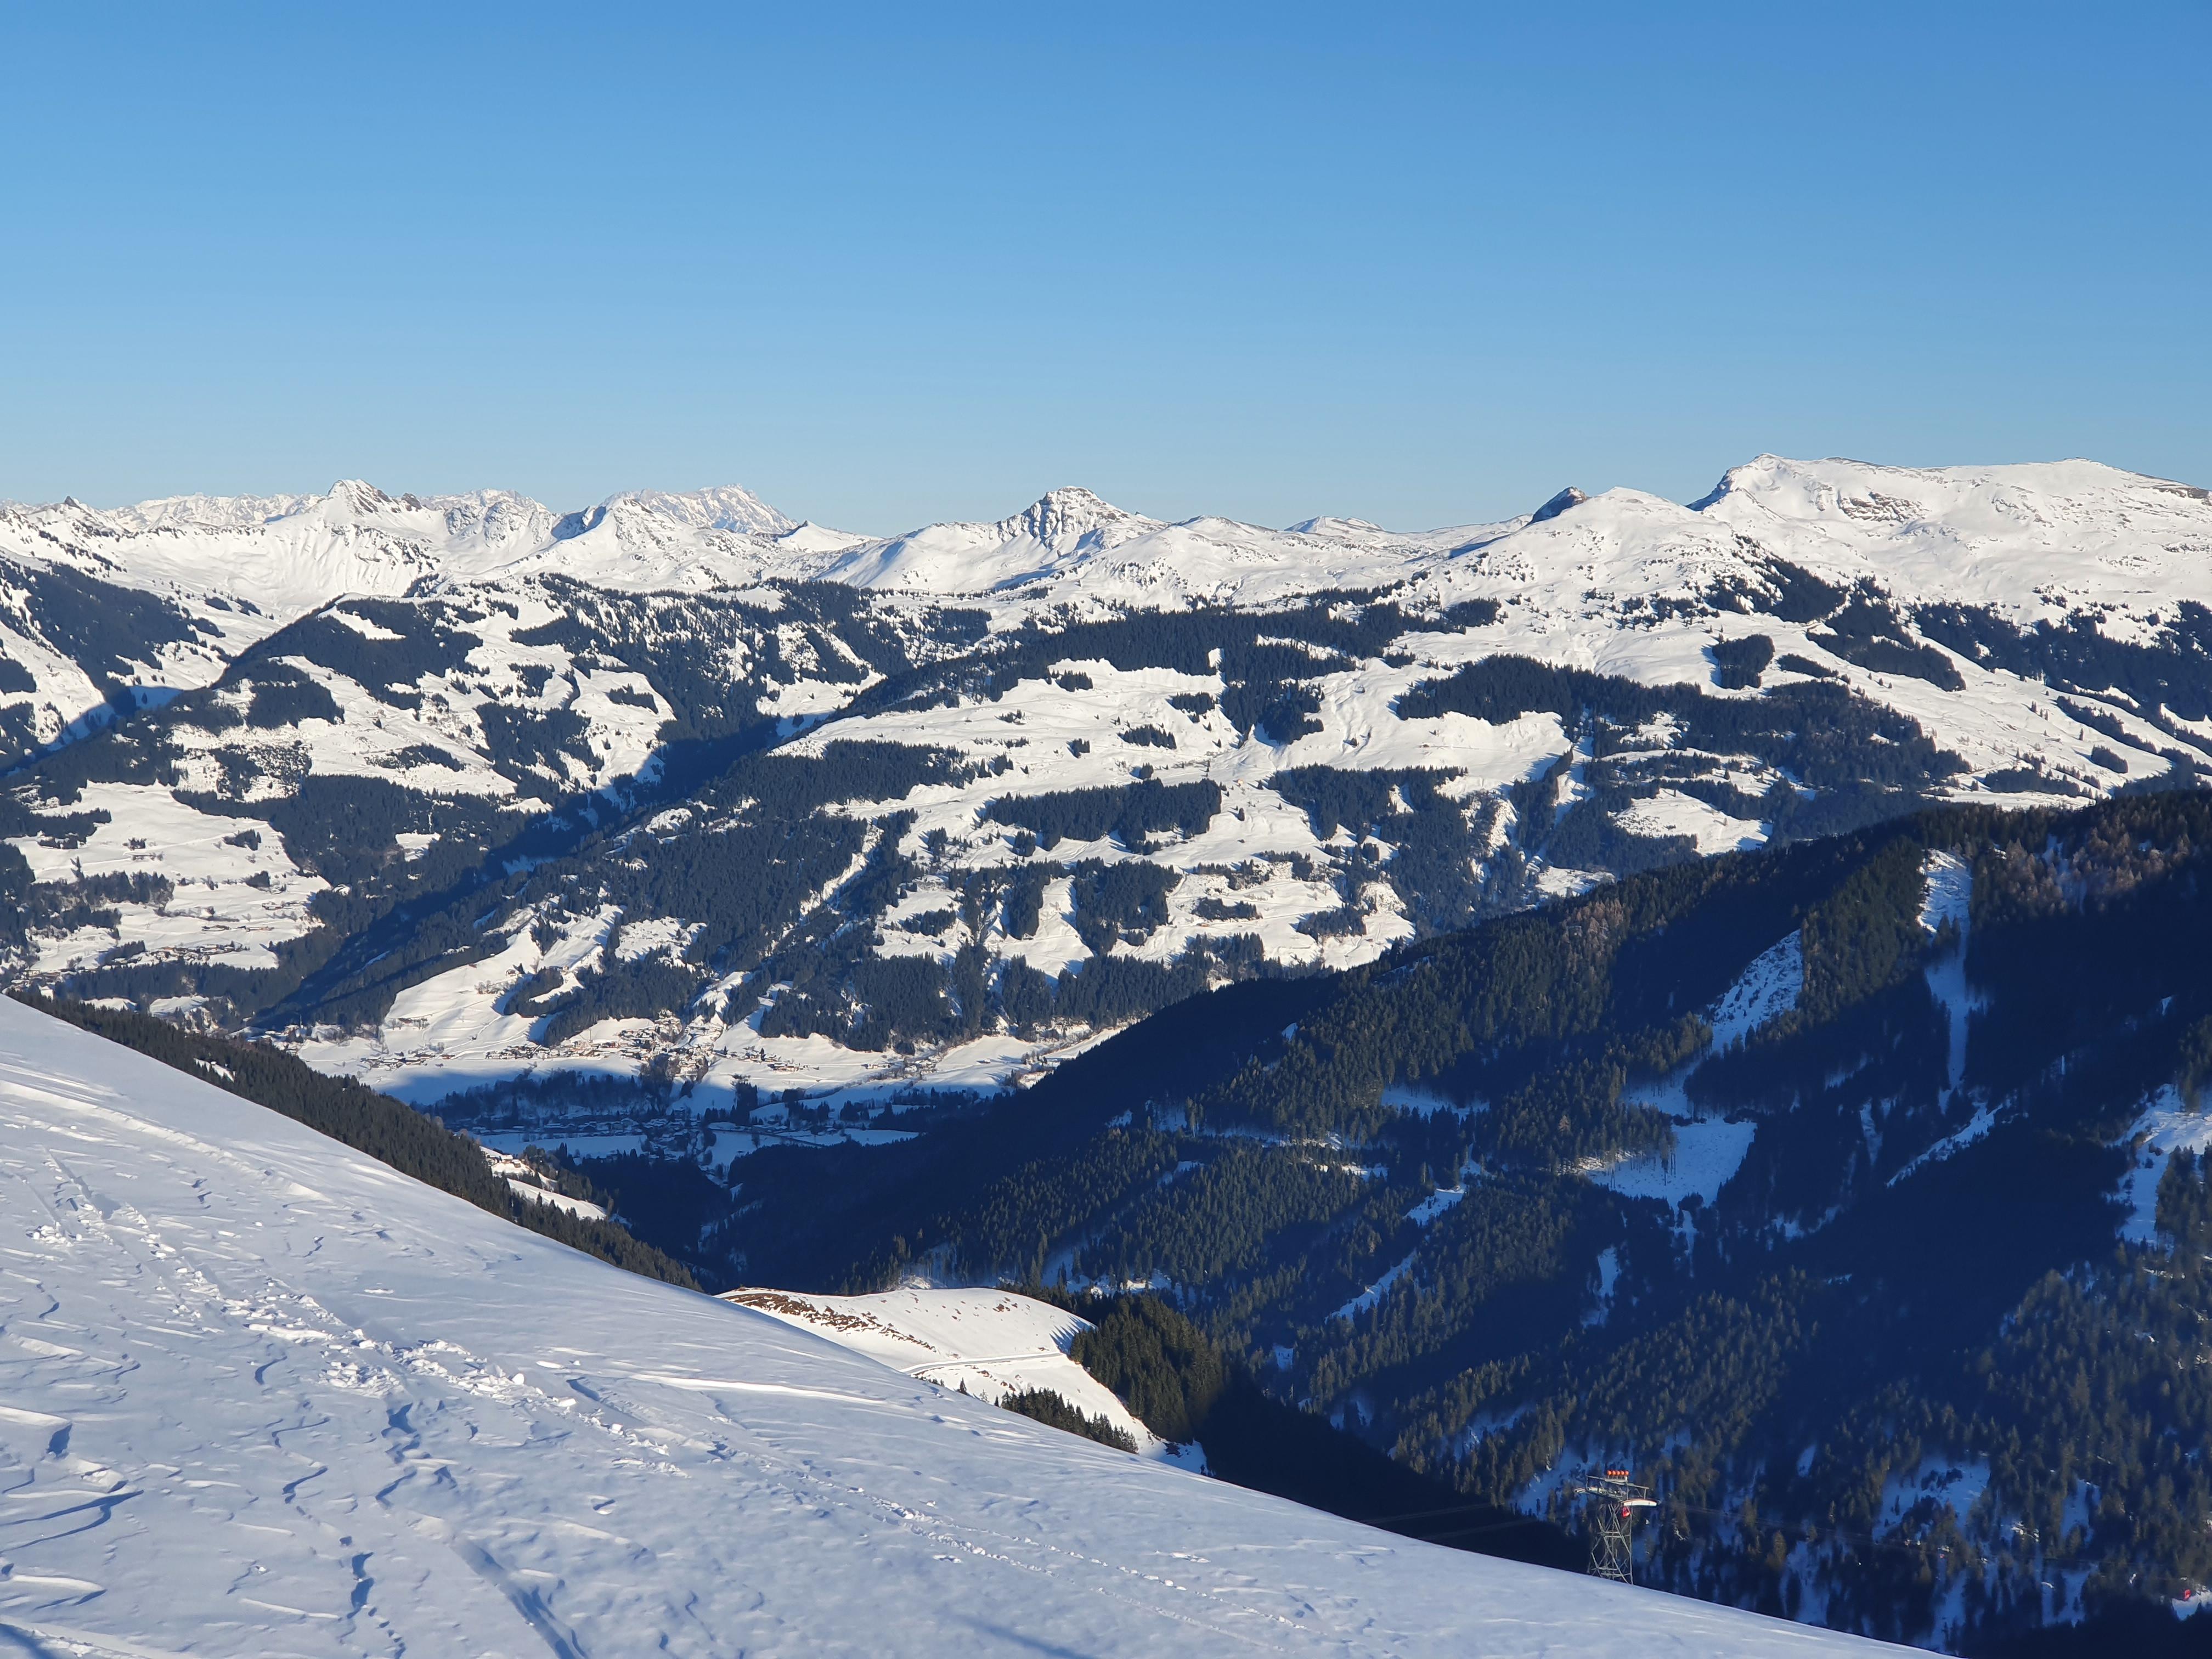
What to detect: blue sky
<box><xmin>2</xmin><ymin>3</ymin><xmax>2204</xmax><ymax>532</ymax></box>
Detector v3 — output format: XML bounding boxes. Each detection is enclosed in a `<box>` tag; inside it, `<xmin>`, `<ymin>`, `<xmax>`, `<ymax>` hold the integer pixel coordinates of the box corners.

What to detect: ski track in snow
<box><xmin>1918</xmin><ymin>851</ymin><xmax>1972</xmax><ymax>938</ymax></box>
<box><xmin>1708</xmin><ymin>934</ymin><xmax>1803</xmax><ymax>1051</ymax></box>
<box><xmin>0</xmin><ymin>997</ymin><xmax>1894</xmax><ymax>1656</ymax></box>
<box><xmin>2118</xmin><ymin>1086</ymin><xmax>2212</xmax><ymax>1245</ymax></box>
<box><xmin>1333</xmin><ymin>1251</ymin><xmax>1420</xmax><ymax>1324</ymax></box>
<box><xmin>1917</xmin><ymin>850</ymin><xmax>1984</xmax><ymax>1100</ymax></box>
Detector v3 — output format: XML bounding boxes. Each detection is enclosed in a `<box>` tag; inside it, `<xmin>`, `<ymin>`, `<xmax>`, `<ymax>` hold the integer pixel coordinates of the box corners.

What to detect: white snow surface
<box><xmin>1594</xmin><ymin>1117</ymin><xmax>1760</xmax><ymax>1208</ymax></box>
<box><xmin>0</xmin><ymin>481</ymin><xmax>792</xmax><ymax>625</ymax></box>
<box><xmin>1888</xmin><ymin>1103</ymin><xmax>2003</xmax><ymax>1188</ymax></box>
<box><xmin>1333</xmin><ymin>1252</ymin><xmax>1421</xmax><ymax>1324</ymax></box>
<box><xmin>1696</xmin><ymin>455</ymin><xmax>2212</xmax><ymax>618</ymax></box>
<box><xmin>1918</xmin><ymin>850</ymin><xmax>1984</xmax><ymax>1096</ymax></box>
<box><xmin>503</xmin><ymin>1176</ymin><xmax>608</xmax><ymax>1221</ymax></box>
<box><xmin>1594</xmin><ymin>1070</ymin><xmax>1759</xmax><ymax>1209</ymax></box>
<box><xmin>18</xmin><ymin>452</ymin><xmax>2200</xmax><ymax>628</ymax></box>
<box><xmin>720</xmin><ymin>1285</ymin><xmax>1175</xmax><ymax>1461</ymax></box>
<box><xmin>0</xmin><ymin>998</ymin><xmax>1897</xmax><ymax>1656</ymax></box>
<box><xmin>0</xmin><ymin>477</ymin><xmax>1468</xmax><ymax>636</ymax></box>
<box><xmin>5</xmin><ymin>783</ymin><xmax>323</xmax><ymax>975</ymax></box>
<box><xmin>1708</xmin><ymin>933</ymin><xmax>1804</xmax><ymax>1049</ymax></box>
<box><xmin>1918</xmin><ymin>850</ymin><xmax>1973</xmax><ymax>938</ymax></box>
<box><xmin>1405</xmin><ymin>1187</ymin><xmax>1467</xmax><ymax>1226</ymax></box>
<box><xmin>2119</xmin><ymin>1086</ymin><xmax>2212</xmax><ymax>1245</ymax></box>
<box><xmin>814</xmin><ymin>486</ymin><xmax>1472</xmax><ymax>606</ymax></box>
<box><xmin>1613</xmin><ymin>788</ymin><xmax>1767</xmax><ymax>856</ymax></box>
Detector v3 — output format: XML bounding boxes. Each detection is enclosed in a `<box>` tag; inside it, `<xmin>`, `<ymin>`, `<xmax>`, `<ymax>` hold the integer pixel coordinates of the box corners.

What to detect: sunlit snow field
<box><xmin>0</xmin><ymin>996</ymin><xmax>1897</xmax><ymax>1655</ymax></box>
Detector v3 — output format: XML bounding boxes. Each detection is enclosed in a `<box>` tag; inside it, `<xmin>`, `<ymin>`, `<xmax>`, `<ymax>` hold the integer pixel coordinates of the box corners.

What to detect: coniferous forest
<box><xmin>588</xmin><ymin>789</ymin><xmax>2212</xmax><ymax>1654</ymax></box>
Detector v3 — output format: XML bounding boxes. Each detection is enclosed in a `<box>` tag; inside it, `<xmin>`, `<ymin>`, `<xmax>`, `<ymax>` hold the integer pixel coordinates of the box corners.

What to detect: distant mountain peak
<box><xmin>315</xmin><ymin>479</ymin><xmax>398</xmax><ymax>517</ymax></box>
<box><xmin>998</xmin><ymin>486</ymin><xmax>1142</xmax><ymax>544</ymax></box>
<box><xmin>1285</xmin><ymin>515</ymin><xmax>1383</xmax><ymax>535</ymax></box>
<box><xmin>775</xmin><ymin>520</ymin><xmax>869</xmax><ymax>555</ymax></box>
<box><xmin>1527</xmin><ymin>487</ymin><xmax>1587</xmax><ymax>525</ymax></box>
<box><xmin>600</xmin><ymin>484</ymin><xmax>796</xmax><ymax>539</ymax></box>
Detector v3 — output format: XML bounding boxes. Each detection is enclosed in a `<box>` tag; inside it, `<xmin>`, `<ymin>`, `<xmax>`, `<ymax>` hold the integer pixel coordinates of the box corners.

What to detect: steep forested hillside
<box><xmin>652</xmin><ymin>789</ymin><xmax>2212</xmax><ymax>1652</ymax></box>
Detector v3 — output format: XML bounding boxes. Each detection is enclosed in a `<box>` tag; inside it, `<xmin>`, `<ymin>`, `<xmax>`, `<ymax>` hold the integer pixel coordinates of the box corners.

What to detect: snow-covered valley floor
<box><xmin>0</xmin><ymin>996</ymin><xmax>1894</xmax><ymax>1655</ymax></box>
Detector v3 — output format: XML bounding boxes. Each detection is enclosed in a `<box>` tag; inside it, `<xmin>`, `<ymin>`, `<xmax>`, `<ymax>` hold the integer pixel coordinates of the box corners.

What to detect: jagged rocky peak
<box><xmin>319</xmin><ymin>477</ymin><xmax>397</xmax><ymax>515</ymax></box>
<box><xmin>997</xmin><ymin>486</ymin><xmax>1145</xmax><ymax>545</ymax></box>
<box><xmin>96</xmin><ymin>478</ymin><xmax>549</xmax><ymax>541</ymax></box>
<box><xmin>1527</xmin><ymin>487</ymin><xmax>1588</xmax><ymax>525</ymax></box>
<box><xmin>597</xmin><ymin>484</ymin><xmax>797</xmax><ymax>539</ymax></box>
<box><xmin>94</xmin><ymin>487</ymin><xmax>321</xmax><ymax>534</ymax></box>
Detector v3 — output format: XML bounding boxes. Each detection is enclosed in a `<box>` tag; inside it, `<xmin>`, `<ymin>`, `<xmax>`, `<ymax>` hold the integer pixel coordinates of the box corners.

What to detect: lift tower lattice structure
<box><xmin>1568</xmin><ymin>1469</ymin><xmax>1656</xmax><ymax>1584</ymax></box>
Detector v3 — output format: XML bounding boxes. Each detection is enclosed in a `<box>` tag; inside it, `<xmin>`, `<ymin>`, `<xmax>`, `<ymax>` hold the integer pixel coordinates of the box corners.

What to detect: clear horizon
<box><xmin>3</xmin><ymin>3</ymin><xmax>2204</xmax><ymax>535</ymax></box>
<box><xmin>10</xmin><ymin>453</ymin><xmax>2197</xmax><ymax>544</ymax></box>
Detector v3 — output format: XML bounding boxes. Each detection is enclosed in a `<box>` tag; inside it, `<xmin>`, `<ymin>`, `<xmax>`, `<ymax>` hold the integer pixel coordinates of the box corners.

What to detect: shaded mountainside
<box><xmin>653</xmin><ymin>790</ymin><xmax>2212</xmax><ymax>1652</ymax></box>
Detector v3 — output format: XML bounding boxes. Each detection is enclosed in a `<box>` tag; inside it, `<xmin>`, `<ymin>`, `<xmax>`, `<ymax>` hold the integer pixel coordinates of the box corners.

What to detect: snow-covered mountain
<box><xmin>0</xmin><ymin>993</ymin><xmax>1888</xmax><ymax>1655</ymax></box>
<box><xmin>0</xmin><ymin>471</ymin><xmax>1463</xmax><ymax>648</ymax></box>
<box><xmin>8</xmin><ymin>454</ymin><xmax>2205</xmax><ymax>637</ymax></box>
<box><xmin>5</xmin><ymin>454</ymin><xmax>2212</xmax><ymax>1123</ymax></box>
<box><xmin>812</xmin><ymin>483</ymin><xmax>1493</xmax><ymax>603</ymax></box>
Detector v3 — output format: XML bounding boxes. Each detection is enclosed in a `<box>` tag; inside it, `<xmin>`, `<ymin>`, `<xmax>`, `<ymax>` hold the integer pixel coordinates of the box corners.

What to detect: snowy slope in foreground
<box><xmin>0</xmin><ymin>998</ymin><xmax>1889</xmax><ymax>1657</ymax></box>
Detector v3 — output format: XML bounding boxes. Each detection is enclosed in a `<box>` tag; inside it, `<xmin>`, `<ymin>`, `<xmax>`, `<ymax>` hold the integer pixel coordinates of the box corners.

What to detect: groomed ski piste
<box><xmin>0</xmin><ymin>995</ymin><xmax>1895</xmax><ymax>1655</ymax></box>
